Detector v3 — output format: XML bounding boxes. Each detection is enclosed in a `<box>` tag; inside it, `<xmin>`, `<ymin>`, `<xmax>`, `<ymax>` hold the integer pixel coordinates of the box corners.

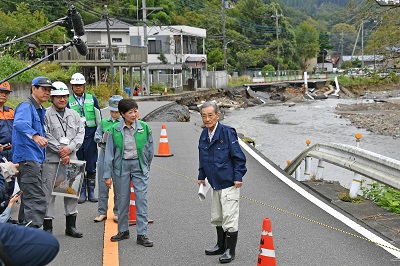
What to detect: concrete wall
<box><xmin>205</xmin><ymin>71</ymin><xmax>228</xmax><ymax>88</ymax></box>
<box><xmin>7</xmin><ymin>82</ymin><xmax>32</xmax><ymax>100</ymax></box>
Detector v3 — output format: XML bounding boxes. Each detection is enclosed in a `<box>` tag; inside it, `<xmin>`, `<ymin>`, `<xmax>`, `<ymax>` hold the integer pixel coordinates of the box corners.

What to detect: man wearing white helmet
<box><xmin>42</xmin><ymin>81</ymin><xmax>85</xmax><ymax>237</ymax></box>
<box><xmin>67</xmin><ymin>73</ymin><xmax>101</xmax><ymax>204</ymax></box>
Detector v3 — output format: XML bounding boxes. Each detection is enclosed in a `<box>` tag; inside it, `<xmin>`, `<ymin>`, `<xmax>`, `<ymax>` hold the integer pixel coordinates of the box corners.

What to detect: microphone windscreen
<box><xmin>75</xmin><ymin>38</ymin><xmax>88</xmax><ymax>56</ymax></box>
<box><xmin>70</xmin><ymin>7</ymin><xmax>85</xmax><ymax>37</ymax></box>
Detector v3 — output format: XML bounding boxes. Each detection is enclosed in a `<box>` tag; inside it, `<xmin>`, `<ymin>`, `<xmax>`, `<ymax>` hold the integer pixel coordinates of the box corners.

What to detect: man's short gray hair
<box><xmin>200</xmin><ymin>100</ymin><xmax>219</xmax><ymax>114</ymax></box>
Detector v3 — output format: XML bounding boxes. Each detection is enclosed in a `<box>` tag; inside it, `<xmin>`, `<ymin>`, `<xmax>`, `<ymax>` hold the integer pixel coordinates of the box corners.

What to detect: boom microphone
<box><xmin>74</xmin><ymin>38</ymin><xmax>88</xmax><ymax>56</ymax></box>
<box><xmin>69</xmin><ymin>5</ymin><xmax>85</xmax><ymax>37</ymax></box>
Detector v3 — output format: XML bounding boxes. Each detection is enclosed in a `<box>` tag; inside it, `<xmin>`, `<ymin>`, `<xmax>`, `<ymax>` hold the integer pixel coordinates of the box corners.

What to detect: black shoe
<box><xmin>111</xmin><ymin>231</ymin><xmax>130</xmax><ymax>242</ymax></box>
<box><xmin>137</xmin><ymin>235</ymin><xmax>153</xmax><ymax>247</ymax></box>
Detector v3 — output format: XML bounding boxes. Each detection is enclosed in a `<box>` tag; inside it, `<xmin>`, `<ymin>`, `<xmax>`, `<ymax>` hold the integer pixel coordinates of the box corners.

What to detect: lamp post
<box><xmin>271</xmin><ymin>9</ymin><xmax>283</xmax><ymax>78</ymax></box>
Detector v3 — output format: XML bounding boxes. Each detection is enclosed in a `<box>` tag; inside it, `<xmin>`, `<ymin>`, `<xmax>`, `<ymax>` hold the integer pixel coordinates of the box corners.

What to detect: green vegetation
<box><xmin>338</xmin><ymin>190</ymin><xmax>364</xmax><ymax>203</ymax></box>
<box><xmin>362</xmin><ymin>182</ymin><xmax>400</xmax><ymax>214</ymax></box>
<box><xmin>2</xmin><ymin>0</ymin><xmax>400</xmax><ymax>95</ymax></box>
<box><xmin>0</xmin><ymin>0</ymin><xmax>381</xmax><ymax>77</ymax></box>
<box><xmin>338</xmin><ymin>74</ymin><xmax>400</xmax><ymax>96</ymax></box>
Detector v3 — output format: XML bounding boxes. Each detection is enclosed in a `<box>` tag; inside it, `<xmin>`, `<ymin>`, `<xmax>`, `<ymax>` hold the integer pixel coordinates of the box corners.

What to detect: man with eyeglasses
<box><xmin>198</xmin><ymin>101</ymin><xmax>247</xmax><ymax>264</ymax></box>
<box><xmin>42</xmin><ymin>81</ymin><xmax>85</xmax><ymax>237</ymax></box>
<box><xmin>12</xmin><ymin>76</ymin><xmax>55</xmax><ymax>228</ymax></box>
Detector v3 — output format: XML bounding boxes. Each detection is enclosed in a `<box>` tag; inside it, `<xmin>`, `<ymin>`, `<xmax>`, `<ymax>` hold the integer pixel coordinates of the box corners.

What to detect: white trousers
<box><xmin>211</xmin><ymin>186</ymin><xmax>240</xmax><ymax>232</ymax></box>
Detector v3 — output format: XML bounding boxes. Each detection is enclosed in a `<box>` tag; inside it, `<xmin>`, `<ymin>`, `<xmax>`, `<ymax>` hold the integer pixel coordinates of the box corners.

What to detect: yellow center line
<box><xmin>103</xmin><ymin>185</ymin><xmax>119</xmax><ymax>266</ymax></box>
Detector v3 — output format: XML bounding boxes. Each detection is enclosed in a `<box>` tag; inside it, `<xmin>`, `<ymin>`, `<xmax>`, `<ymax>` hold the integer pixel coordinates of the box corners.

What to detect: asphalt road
<box><xmin>11</xmin><ymin>101</ymin><xmax>400</xmax><ymax>266</ymax></box>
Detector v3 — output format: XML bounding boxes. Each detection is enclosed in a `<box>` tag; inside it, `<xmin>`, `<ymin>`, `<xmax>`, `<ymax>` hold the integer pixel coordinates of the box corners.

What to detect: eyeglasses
<box><xmin>54</xmin><ymin>95</ymin><xmax>69</xmax><ymax>99</ymax></box>
<box><xmin>0</xmin><ymin>91</ymin><xmax>10</xmax><ymax>95</ymax></box>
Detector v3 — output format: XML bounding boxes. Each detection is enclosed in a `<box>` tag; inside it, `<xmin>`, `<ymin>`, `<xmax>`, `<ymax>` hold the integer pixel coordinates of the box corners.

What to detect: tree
<box><xmin>330</xmin><ymin>23</ymin><xmax>357</xmax><ymax>57</ymax></box>
<box><xmin>295</xmin><ymin>18</ymin><xmax>320</xmax><ymax>71</ymax></box>
<box><xmin>0</xmin><ymin>3</ymin><xmax>66</xmax><ymax>57</ymax></box>
<box><xmin>157</xmin><ymin>50</ymin><xmax>168</xmax><ymax>64</ymax></box>
<box><xmin>365</xmin><ymin>9</ymin><xmax>400</xmax><ymax>67</ymax></box>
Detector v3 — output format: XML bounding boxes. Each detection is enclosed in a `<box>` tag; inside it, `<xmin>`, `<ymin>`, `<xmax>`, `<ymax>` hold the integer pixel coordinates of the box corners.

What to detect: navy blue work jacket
<box><xmin>198</xmin><ymin>123</ymin><xmax>247</xmax><ymax>190</ymax></box>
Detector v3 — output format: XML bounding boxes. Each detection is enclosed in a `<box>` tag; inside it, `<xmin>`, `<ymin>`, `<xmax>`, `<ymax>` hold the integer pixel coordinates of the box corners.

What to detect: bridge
<box><xmin>244</xmin><ymin>71</ymin><xmax>338</xmax><ymax>92</ymax></box>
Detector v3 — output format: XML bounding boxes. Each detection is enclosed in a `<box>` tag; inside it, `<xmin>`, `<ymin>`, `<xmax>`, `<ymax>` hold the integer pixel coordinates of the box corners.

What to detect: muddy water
<box><xmin>223</xmin><ymin>98</ymin><xmax>400</xmax><ymax>188</ymax></box>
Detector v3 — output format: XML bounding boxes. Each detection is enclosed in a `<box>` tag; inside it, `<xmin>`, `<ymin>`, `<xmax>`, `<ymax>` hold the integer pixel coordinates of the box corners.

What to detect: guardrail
<box><xmin>284</xmin><ymin>142</ymin><xmax>400</xmax><ymax>190</ymax></box>
<box><xmin>251</xmin><ymin>71</ymin><xmax>337</xmax><ymax>83</ymax></box>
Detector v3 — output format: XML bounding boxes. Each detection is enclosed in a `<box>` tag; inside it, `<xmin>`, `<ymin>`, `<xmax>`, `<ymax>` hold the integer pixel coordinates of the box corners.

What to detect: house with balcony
<box><xmin>129</xmin><ymin>25</ymin><xmax>207</xmax><ymax>90</ymax></box>
<box><xmin>41</xmin><ymin>18</ymin><xmax>207</xmax><ymax>92</ymax></box>
<box><xmin>41</xmin><ymin>18</ymin><xmax>147</xmax><ymax>91</ymax></box>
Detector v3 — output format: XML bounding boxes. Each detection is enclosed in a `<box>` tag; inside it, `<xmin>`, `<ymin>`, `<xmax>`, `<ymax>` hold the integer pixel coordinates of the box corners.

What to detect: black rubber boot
<box><xmin>65</xmin><ymin>214</ymin><xmax>83</xmax><ymax>238</ymax></box>
<box><xmin>43</xmin><ymin>219</ymin><xmax>53</xmax><ymax>234</ymax></box>
<box><xmin>87</xmin><ymin>173</ymin><xmax>98</xmax><ymax>202</ymax></box>
<box><xmin>78</xmin><ymin>178</ymin><xmax>87</xmax><ymax>204</ymax></box>
<box><xmin>205</xmin><ymin>226</ymin><xmax>226</xmax><ymax>255</ymax></box>
<box><xmin>219</xmin><ymin>231</ymin><xmax>238</xmax><ymax>263</ymax></box>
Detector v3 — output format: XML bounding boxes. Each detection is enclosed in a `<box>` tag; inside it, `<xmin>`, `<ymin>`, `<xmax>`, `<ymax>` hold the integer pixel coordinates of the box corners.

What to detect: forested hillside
<box><xmin>280</xmin><ymin>0</ymin><xmax>350</xmax><ymax>9</ymax></box>
<box><xmin>1</xmin><ymin>0</ymin><xmax>399</xmax><ymax>76</ymax></box>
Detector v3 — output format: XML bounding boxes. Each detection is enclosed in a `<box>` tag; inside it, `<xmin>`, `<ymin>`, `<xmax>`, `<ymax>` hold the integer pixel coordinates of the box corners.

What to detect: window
<box><xmin>112</xmin><ymin>38</ymin><xmax>122</xmax><ymax>43</ymax></box>
<box><xmin>148</xmin><ymin>40</ymin><xmax>162</xmax><ymax>54</ymax></box>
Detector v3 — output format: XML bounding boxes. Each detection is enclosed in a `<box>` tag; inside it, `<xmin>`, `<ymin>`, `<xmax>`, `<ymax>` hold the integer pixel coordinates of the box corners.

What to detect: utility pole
<box><xmin>142</xmin><ymin>0</ymin><xmax>149</xmax><ymax>95</ymax></box>
<box><xmin>271</xmin><ymin>9</ymin><xmax>283</xmax><ymax>77</ymax></box>
<box><xmin>361</xmin><ymin>20</ymin><xmax>364</xmax><ymax>69</ymax></box>
<box><xmin>104</xmin><ymin>5</ymin><xmax>115</xmax><ymax>89</ymax></box>
<box><xmin>222</xmin><ymin>0</ymin><xmax>227</xmax><ymax>71</ymax></box>
<box><xmin>141</xmin><ymin>0</ymin><xmax>163</xmax><ymax>95</ymax></box>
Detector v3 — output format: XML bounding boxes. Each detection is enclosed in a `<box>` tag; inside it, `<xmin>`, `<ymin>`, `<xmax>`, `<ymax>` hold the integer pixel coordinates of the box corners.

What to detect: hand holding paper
<box><xmin>198</xmin><ymin>178</ymin><xmax>211</xmax><ymax>201</ymax></box>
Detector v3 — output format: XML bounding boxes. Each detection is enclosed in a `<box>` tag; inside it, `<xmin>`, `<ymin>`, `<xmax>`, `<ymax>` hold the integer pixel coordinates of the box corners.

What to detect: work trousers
<box><xmin>97</xmin><ymin>149</ymin><xmax>119</xmax><ymax>215</ymax></box>
<box><xmin>17</xmin><ymin>161</ymin><xmax>46</xmax><ymax>227</ymax></box>
<box><xmin>211</xmin><ymin>186</ymin><xmax>240</xmax><ymax>232</ymax></box>
<box><xmin>118</xmin><ymin>158</ymin><xmax>149</xmax><ymax>234</ymax></box>
<box><xmin>42</xmin><ymin>162</ymin><xmax>78</xmax><ymax>218</ymax></box>
<box><xmin>77</xmin><ymin>129</ymin><xmax>98</xmax><ymax>174</ymax></box>
<box><xmin>0</xmin><ymin>223</ymin><xmax>59</xmax><ymax>266</ymax></box>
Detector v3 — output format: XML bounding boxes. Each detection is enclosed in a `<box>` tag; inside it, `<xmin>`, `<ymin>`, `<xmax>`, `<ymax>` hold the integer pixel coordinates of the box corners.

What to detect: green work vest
<box><xmin>101</xmin><ymin>118</ymin><xmax>119</xmax><ymax>134</ymax></box>
<box><xmin>109</xmin><ymin>120</ymin><xmax>151</xmax><ymax>169</ymax></box>
<box><xmin>69</xmin><ymin>94</ymin><xmax>97</xmax><ymax>127</ymax></box>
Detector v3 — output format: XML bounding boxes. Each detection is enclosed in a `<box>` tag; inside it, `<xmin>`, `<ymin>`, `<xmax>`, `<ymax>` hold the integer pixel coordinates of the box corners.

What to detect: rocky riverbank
<box><xmin>335</xmin><ymin>89</ymin><xmax>400</xmax><ymax>138</ymax></box>
<box><xmin>142</xmin><ymin>85</ymin><xmax>400</xmax><ymax>140</ymax></box>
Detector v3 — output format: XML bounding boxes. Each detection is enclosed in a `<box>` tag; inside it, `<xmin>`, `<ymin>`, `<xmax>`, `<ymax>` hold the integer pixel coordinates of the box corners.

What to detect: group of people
<box><xmin>0</xmin><ymin>71</ymin><xmax>247</xmax><ymax>264</ymax></box>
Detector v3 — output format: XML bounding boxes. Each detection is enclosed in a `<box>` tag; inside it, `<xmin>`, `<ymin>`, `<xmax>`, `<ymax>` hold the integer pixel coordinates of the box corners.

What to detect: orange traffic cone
<box><xmin>257</xmin><ymin>218</ymin><xmax>276</xmax><ymax>266</ymax></box>
<box><xmin>128</xmin><ymin>181</ymin><xmax>153</xmax><ymax>227</ymax></box>
<box><xmin>164</xmin><ymin>87</ymin><xmax>168</xmax><ymax>95</ymax></box>
<box><xmin>128</xmin><ymin>181</ymin><xmax>136</xmax><ymax>226</ymax></box>
<box><xmin>154</xmin><ymin>124</ymin><xmax>173</xmax><ymax>157</ymax></box>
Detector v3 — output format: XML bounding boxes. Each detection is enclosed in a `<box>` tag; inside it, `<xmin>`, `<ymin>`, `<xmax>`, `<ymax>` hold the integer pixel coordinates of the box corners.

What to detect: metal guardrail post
<box><xmin>295</xmin><ymin>166</ymin><xmax>302</xmax><ymax>181</ymax></box>
<box><xmin>316</xmin><ymin>159</ymin><xmax>325</xmax><ymax>180</ymax></box>
<box><xmin>349</xmin><ymin>133</ymin><xmax>363</xmax><ymax>198</ymax></box>
<box><xmin>303</xmin><ymin>140</ymin><xmax>312</xmax><ymax>181</ymax></box>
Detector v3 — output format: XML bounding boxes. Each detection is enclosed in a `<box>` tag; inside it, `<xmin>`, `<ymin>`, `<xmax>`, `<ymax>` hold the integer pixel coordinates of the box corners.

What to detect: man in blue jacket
<box><xmin>12</xmin><ymin>76</ymin><xmax>54</xmax><ymax>227</ymax></box>
<box><xmin>198</xmin><ymin>101</ymin><xmax>247</xmax><ymax>264</ymax></box>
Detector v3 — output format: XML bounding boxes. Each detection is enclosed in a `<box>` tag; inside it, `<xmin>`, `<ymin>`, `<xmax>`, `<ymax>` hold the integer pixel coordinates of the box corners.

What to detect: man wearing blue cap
<box><xmin>12</xmin><ymin>76</ymin><xmax>54</xmax><ymax>227</ymax></box>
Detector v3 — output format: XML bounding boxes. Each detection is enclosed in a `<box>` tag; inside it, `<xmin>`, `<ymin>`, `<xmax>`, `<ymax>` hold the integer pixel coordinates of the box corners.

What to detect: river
<box><xmin>222</xmin><ymin>97</ymin><xmax>400</xmax><ymax>188</ymax></box>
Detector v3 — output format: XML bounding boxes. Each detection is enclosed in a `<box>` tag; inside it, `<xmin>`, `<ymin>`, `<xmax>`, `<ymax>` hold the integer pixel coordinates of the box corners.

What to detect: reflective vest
<box><xmin>69</xmin><ymin>94</ymin><xmax>97</xmax><ymax>127</ymax></box>
<box><xmin>100</xmin><ymin>118</ymin><xmax>119</xmax><ymax>133</ymax></box>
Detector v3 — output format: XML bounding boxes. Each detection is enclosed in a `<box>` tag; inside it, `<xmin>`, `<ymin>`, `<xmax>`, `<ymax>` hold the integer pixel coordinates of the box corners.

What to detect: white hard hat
<box><xmin>51</xmin><ymin>81</ymin><xmax>70</xmax><ymax>96</ymax></box>
<box><xmin>70</xmin><ymin>73</ymin><xmax>86</xmax><ymax>85</ymax></box>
